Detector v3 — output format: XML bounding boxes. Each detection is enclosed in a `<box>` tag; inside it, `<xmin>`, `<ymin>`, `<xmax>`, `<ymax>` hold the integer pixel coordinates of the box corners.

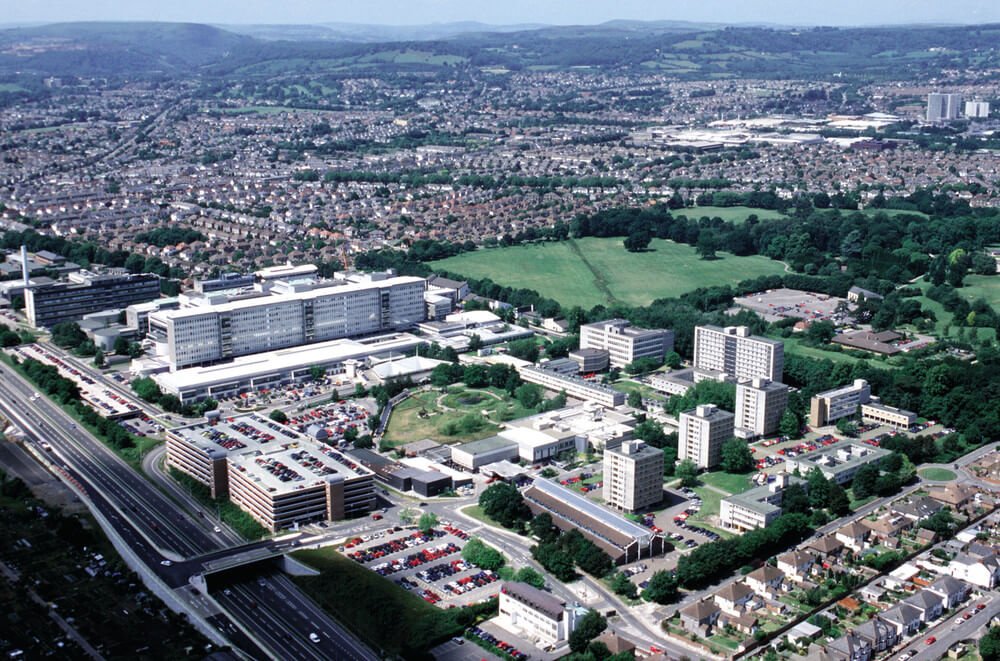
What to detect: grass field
<box><xmin>912</xmin><ymin>279</ymin><xmax>997</xmax><ymax>342</ymax></box>
<box><xmin>687</xmin><ymin>205</ymin><xmax>788</xmax><ymax>223</ymax></box>
<box><xmin>959</xmin><ymin>275</ymin><xmax>1000</xmax><ymax>309</ymax></box>
<box><xmin>918</xmin><ymin>467</ymin><xmax>957</xmax><ymax>482</ymax></box>
<box><xmin>700</xmin><ymin>471</ymin><xmax>752</xmax><ymax>494</ymax></box>
<box><xmin>381</xmin><ymin>386</ymin><xmax>534</xmax><ymax>447</ymax></box>
<box><xmin>610</xmin><ymin>379</ymin><xmax>666</xmax><ymax>402</ymax></box>
<box><xmin>691</xmin><ymin>486</ymin><xmax>723</xmax><ymax>519</ymax></box>
<box><xmin>772</xmin><ymin>334</ymin><xmax>895</xmax><ymax>367</ymax></box>
<box><xmin>431</xmin><ymin>237</ymin><xmax>787</xmax><ymax>309</ymax></box>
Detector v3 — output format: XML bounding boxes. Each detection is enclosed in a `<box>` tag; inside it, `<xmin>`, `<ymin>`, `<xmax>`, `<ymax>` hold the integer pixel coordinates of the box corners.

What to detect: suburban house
<box><xmin>854</xmin><ymin>616</ymin><xmax>898</xmax><ymax>653</ymax></box>
<box><xmin>679</xmin><ymin>599</ymin><xmax>721</xmax><ymax>635</ymax></box>
<box><xmin>927</xmin><ymin>575</ymin><xmax>971</xmax><ymax>609</ymax></box>
<box><xmin>806</xmin><ymin>535</ymin><xmax>845</xmax><ymax>557</ymax></box>
<box><xmin>714</xmin><ymin>582</ymin><xmax>755</xmax><ymax>616</ymax></box>
<box><xmin>880</xmin><ymin>603</ymin><xmax>922</xmax><ymax>636</ymax></box>
<box><xmin>823</xmin><ymin>631</ymin><xmax>873</xmax><ymax>661</ymax></box>
<box><xmin>862</xmin><ymin>514</ymin><xmax>912</xmax><ymax>543</ymax></box>
<box><xmin>902</xmin><ymin>590</ymin><xmax>944</xmax><ymax>624</ymax></box>
<box><xmin>928</xmin><ymin>484</ymin><xmax>975</xmax><ymax>509</ymax></box>
<box><xmin>891</xmin><ymin>496</ymin><xmax>944</xmax><ymax>523</ymax></box>
<box><xmin>777</xmin><ymin>551</ymin><xmax>817</xmax><ymax>582</ymax></box>
<box><xmin>745</xmin><ymin>565</ymin><xmax>786</xmax><ymax>596</ymax></box>
<box><xmin>835</xmin><ymin>521</ymin><xmax>870</xmax><ymax>553</ymax></box>
<box><xmin>948</xmin><ymin>552</ymin><xmax>1000</xmax><ymax>589</ymax></box>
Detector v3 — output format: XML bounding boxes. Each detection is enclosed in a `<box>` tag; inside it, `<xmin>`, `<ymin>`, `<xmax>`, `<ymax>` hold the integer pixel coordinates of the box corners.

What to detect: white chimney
<box><xmin>20</xmin><ymin>245</ymin><xmax>28</xmax><ymax>285</ymax></box>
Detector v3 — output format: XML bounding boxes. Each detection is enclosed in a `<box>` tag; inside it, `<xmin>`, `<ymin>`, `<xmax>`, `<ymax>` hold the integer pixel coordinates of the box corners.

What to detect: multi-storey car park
<box><xmin>166</xmin><ymin>412</ymin><xmax>375</xmax><ymax>531</ymax></box>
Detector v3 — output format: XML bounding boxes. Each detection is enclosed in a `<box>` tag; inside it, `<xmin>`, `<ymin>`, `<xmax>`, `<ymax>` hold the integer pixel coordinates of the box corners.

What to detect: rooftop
<box><xmin>501</xmin><ymin>582</ymin><xmax>566</xmax><ymax>621</ymax></box>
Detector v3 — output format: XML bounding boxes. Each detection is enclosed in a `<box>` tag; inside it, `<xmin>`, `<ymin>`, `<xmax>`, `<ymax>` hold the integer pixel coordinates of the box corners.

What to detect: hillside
<box><xmin>0</xmin><ymin>20</ymin><xmax>999</xmax><ymax>80</ymax></box>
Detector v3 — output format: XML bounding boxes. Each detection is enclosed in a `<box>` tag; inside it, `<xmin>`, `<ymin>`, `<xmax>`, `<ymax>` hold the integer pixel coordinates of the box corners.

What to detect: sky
<box><xmin>2</xmin><ymin>0</ymin><xmax>1000</xmax><ymax>27</ymax></box>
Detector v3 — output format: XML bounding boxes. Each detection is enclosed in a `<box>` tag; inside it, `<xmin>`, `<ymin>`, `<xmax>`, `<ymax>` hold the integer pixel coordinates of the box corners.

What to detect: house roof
<box><xmin>928</xmin><ymin>575</ymin><xmax>968</xmax><ymax>596</ymax></box>
<box><xmin>807</xmin><ymin>535</ymin><xmax>845</xmax><ymax>554</ymax></box>
<box><xmin>837</xmin><ymin>520</ymin><xmax>869</xmax><ymax>538</ymax></box>
<box><xmin>903</xmin><ymin>590</ymin><xmax>943</xmax><ymax>612</ymax></box>
<box><xmin>715</xmin><ymin>581</ymin><xmax>754</xmax><ymax>603</ymax></box>
<box><xmin>747</xmin><ymin>565</ymin><xmax>785</xmax><ymax>584</ymax></box>
<box><xmin>777</xmin><ymin>550</ymin><xmax>815</xmax><ymax>567</ymax></box>
<box><xmin>882</xmin><ymin>603</ymin><xmax>921</xmax><ymax>625</ymax></box>
<box><xmin>680</xmin><ymin>599</ymin><xmax>720</xmax><ymax>620</ymax></box>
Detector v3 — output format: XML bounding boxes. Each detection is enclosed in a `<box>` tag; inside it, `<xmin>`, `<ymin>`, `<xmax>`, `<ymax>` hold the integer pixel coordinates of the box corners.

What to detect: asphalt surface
<box><xmin>0</xmin><ymin>360</ymin><xmax>377</xmax><ymax>661</ymax></box>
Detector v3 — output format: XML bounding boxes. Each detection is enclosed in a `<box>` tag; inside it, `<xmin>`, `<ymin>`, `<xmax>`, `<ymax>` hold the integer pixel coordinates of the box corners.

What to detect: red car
<box><xmin>925</xmin><ymin>636</ymin><xmax>936</xmax><ymax>645</ymax></box>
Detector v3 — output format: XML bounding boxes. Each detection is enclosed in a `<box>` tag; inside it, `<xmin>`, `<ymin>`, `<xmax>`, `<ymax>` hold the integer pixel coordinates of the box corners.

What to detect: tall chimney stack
<box><xmin>20</xmin><ymin>245</ymin><xmax>28</xmax><ymax>286</ymax></box>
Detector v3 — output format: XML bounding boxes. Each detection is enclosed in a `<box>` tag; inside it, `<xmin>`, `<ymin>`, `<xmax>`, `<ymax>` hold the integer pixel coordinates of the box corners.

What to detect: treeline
<box><xmin>134</xmin><ymin>227</ymin><xmax>206</xmax><ymax>247</ymax></box>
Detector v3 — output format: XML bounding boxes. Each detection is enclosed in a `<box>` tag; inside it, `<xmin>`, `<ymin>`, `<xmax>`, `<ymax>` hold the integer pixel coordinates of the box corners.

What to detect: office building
<box><xmin>25</xmin><ymin>271</ymin><xmax>160</xmax><ymax>328</ymax></box>
<box><xmin>498</xmin><ymin>582</ymin><xmax>577</xmax><ymax>646</ymax></box>
<box><xmin>784</xmin><ymin>442</ymin><xmax>889</xmax><ymax>485</ymax></box>
<box><xmin>568</xmin><ymin>347</ymin><xmax>610</xmax><ymax>373</ymax></box>
<box><xmin>603</xmin><ymin>440</ymin><xmax>664</xmax><ymax>512</ymax></box>
<box><xmin>965</xmin><ymin>100</ymin><xmax>990</xmax><ymax>119</ymax></box>
<box><xmin>579</xmin><ymin>319</ymin><xmax>674</xmax><ymax>368</ymax></box>
<box><xmin>165</xmin><ymin>413</ymin><xmax>375</xmax><ymax>530</ymax></box>
<box><xmin>693</xmin><ymin>325</ymin><xmax>784</xmax><ymax>382</ymax></box>
<box><xmin>720</xmin><ymin>474</ymin><xmax>805</xmax><ymax>532</ymax></box>
<box><xmin>860</xmin><ymin>402</ymin><xmax>917</xmax><ymax>431</ymax></box>
<box><xmin>648</xmin><ymin>367</ymin><xmax>736</xmax><ymax>396</ymax></box>
<box><xmin>125</xmin><ymin>298</ymin><xmax>180</xmax><ymax>335</ymax></box>
<box><xmin>678</xmin><ymin>404</ymin><xmax>735</xmax><ymax>469</ymax></box>
<box><xmin>735</xmin><ymin>377</ymin><xmax>789</xmax><ymax>439</ymax></box>
<box><xmin>518</xmin><ymin>364</ymin><xmax>626</xmax><ymax>408</ymax></box>
<box><xmin>193</xmin><ymin>272</ymin><xmax>255</xmax><ymax>293</ymax></box>
<box><xmin>927</xmin><ymin>93</ymin><xmax>963</xmax><ymax>121</ymax></box>
<box><xmin>809</xmin><ymin>379</ymin><xmax>871</xmax><ymax>427</ymax></box>
<box><xmin>522</xmin><ymin>478</ymin><xmax>666</xmax><ymax>564</ymax></box>
<box><xmin>450</xmin><ymin>437</ymin><xmax>519</xmax><ymax>471</ymax></box>
<box><xmin>148</xmin><ymin>275</ymin><xmax>425</xmax><ymax>370</ymax></box>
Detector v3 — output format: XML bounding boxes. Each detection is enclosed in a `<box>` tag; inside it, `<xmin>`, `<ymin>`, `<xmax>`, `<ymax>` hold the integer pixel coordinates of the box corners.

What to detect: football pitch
<box><xmin>431</xmin><ymin>237</ymin><xmax>788</xmax><ymax>309</ymax></box>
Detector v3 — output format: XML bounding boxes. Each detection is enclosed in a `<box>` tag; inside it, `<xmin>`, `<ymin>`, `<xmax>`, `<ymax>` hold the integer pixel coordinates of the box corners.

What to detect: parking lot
<box><xmin>287</xmin><ymin>401</ymin><xmax>370</xmax><ymax>444</ymax></box>
<box><xmin>732</xmin><ymin>287</ymin><xmax>851</xmax><ymax>323</ymax></box>
<box><xmin>339</xmin><ymin>522</ymin><xmax>501</xmax><ymax>608</ymax></box>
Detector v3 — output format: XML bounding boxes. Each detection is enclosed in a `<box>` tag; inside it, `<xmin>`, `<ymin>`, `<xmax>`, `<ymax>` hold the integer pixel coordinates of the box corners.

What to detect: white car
<box><xmin>309</xmin><ymin>632</ymin><xmax>321</xmax><ymax>643</ymax></box>
<box><xmin>213</xmin><ymin>526</ymin><xmax>222</xmax><ymax>533</ymax></box>
<box><xmin>160</xmin><ymin>559</ymin><xmax>173</xmax><ymax>567</ymax></box>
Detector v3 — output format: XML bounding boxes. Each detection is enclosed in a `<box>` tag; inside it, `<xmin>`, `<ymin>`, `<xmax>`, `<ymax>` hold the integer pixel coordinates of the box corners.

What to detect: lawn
<box><xmin>690</xmin><ymin>486</ymin><xmax>723</xmax><ymax>518</ymax></box>
<box><xmin>958</xmin><ymin>275</ymin><xmax>1000</xmax><ymax>309</ymax></box>
<box><xmin>381</xmin><ymin>386</ymin><xmax>534</xmax><ymax>447</ymax></box>
<box><xmin>700</xmin><ymin>471</ymin><xmax>752</xmax><ymax>495</ymax></box>
<box><xmin>918</xmin><ymin>467</ymin><xmax>957</xmax><ymax>482</ymax></box>
<box><xmin>775</xmin><ymin>335</ymin><xmax>903</xmax><ymax>368</ymax></box>
<box><xmin>431</xmin><ymin>237</ymin><xmax>787</xmax><ymax>309</ymax></box>
<box><xmin>912</xmin><ymin>279</ymin><xmax>997</xmax><ymax>342</ymax></box>
<box><xmin>610</xmin><ymin>379</ymin><xmax>666</xmax><ymax>402</ymax></box>
<box><xmin>687</xmin><ymin>205</ymin><xmax>788</xmax><ymax>223</ymax></box>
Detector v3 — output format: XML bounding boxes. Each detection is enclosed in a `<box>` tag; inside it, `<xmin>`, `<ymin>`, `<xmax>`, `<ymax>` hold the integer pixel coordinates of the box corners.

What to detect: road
<box><xmin>900</xmin><ymin>593</ymin><xmax>996</xmax><ymax>660</ymax></box>
<box><xmin>0</xmin><ymin>360</ymin><xmax>377</xmax><ymax>661</ymax></box>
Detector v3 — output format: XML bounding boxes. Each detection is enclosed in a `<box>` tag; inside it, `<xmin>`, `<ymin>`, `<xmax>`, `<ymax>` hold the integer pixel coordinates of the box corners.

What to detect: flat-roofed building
<box><xmin>25</xmin><ymin>271</ymin><xmax>160</xmax><ymax>328</ymax></box>
<box><xmin>579</xmin><ymin>319</ymin><xmax>674</xmax><ymax>368</ymax></box>
<box><xmin>860</xmin><ymin>402</ymin><xmax>916</xmax><ymax>430</ymax></box>
<box><xmin>498</xmin><ymin>581</ymin><xmax>577</xmax><ymax>645</ymax></box>
<box><xmin>809</xmin><ymin>379</ymin><xmax>871</xmax><ymax>427</ymax></box>
<box><xmin>785</xmin><ymin>441</ymin><xmax>889</xmax><ymax>485</ymax></box>
<box><xmin>450</xmin><ymin>436</ymin><xmax>519</xmax><ymax>471</ymax></box>
<box><xmin>648</xmin><ymin>367</ymin><xmax>736</xmax><ymax>397</ymax></box>
<box><xmin>568</xmin><ymin>348</ymin><xmax>609</xmax><ymax>373</ymax></box>
<box><xmin>149</xmin><ymin>275</ymin><xmax>426</xmax><ymax>370</ymax></box>
<box><xmin>151</xmin><ymin>333</ymin><xmax>425</xmax><ymax>403</ymax></box>
<box><xmin>497</xmin><ymin>426</ymin><xmax>579</xmax><ymax>464</ymax></box>
<box><xmin>678</xmin><ymin>404</ymin><xmax>735</xmax><ymax>469</ymax></box>
<box><xmin>518</xmin><ymin>364</ymin><xmax>626</xmax><ymax>408</ymax></box>
<box><xmin>603</xmin><ymin>440</ymin><xmax>664</xmax><ymax>512</ymax></box>
<box><xmin>693</xmin><ymin>325</ymin><xmax>784</xmax><ymax>382</ymax></box>
<box><xmin>522</xmin><ymin>478</ymin><xmax>666</xmax><ymax>564</ymax></box>
<box><xmin>720</xmin><ymin>474</ymin><xmax>804</xmax><ymax>532</ymax></box>
<box><xmin>735</xmin><ymin>377</ymin><xmax>789</xmax><ymax>439</ymax></box>
<box><xmin>165</xmin><ymin>413</ymin><xmax>375</xmax><ymax>530</ymax></box>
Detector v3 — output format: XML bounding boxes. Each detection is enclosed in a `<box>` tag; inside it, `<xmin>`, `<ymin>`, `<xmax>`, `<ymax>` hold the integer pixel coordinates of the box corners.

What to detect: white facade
<box><xmin>678</xmin><ymin>404</ymin><xmax>735</xmax><ymax>469</ymax></box>
<box><xmin>809</xmin><ymin>379</ymin><xmax>871</xmax><ymax>427</ymax></box>
<box><xmin>965</xmin><ymin>100</ymin><xmax>990</xmax><ymax>119</ymax></box>
<box><xmin>579</xmin><ymin>318</ymin><xmax>674</xmax><ymax>368</ymax></box>
<box><xmin>498</xmin><ymin>582</ymin><xmax>576</xmax><ymax>645</ymax></box>
<box><xmin>693</xmin><ymin>325</ymin><xmax>784</xmax><ymax>382</ymax></box>
<box><xmin>927</xmin><ymin>93</ymin><xmax>963</xmax><ymax>121</ymax></box>
<box><xmin>603</xmin><ymin>440</ymin><xmax>664</xmax><ymax>512</ymax></box>
<box><xmin>149</xmin><ymin>275</ymin><xmax>426</xmax><ymax>370</ymax></box>
<box><xmin>735</xmin><ymin>377</ymin><xmax>789</xmax><ymax>438</ymax></box>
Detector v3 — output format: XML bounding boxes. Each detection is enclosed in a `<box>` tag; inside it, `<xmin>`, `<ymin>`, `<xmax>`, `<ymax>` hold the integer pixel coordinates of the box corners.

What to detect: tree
<box><xmin>696</xmin><ymin>231</ymin><xmax>718</xmax><ymax>260</ymax></box>
<box><xmin>805</xmin><ymin>320</ymin><xmax>837</xmax><ymax>346</ymax></box>
<box><xmin>92</xmin><ymin>348</ymin><xmax>105</xmax><ymax>368</ymax></box>
<box><xmin>920</xmin><ymin>509</ymin><xmax>956</xmax><ymax>539</ymax></box>
<box><xmin>623</xmin><ymin>229</ymin><xmax>651</xmax><ymax>253</ymax></box>
<box><xmin>627</xmin><ymin>390</ymin><xmax>643</xmax><ymax>409</ymax></box>
<box><xmin>479</xmin><ymin>482</ymin><xmax>530</xmax><ymax>529</ymax></box>
<box><xmin>642</xmin><ymin>570</ymin><xmax>679</xmax><ymax>604</ymax></box>
<box><xmin>575</xmin><ymin>540</ymin><xmax>613</xmax><ymax>578</ymax></box>
<box><xmin>50</xmin><ymin>322</ymin><xmax>86</xmax><ymax>348</ymax></box>
<box><xmin>611</xmin><ymin>572</ymin><xmax>638</xmax><ymax>599</ymax></box>
<box><xmin>462</xmin><ymin>537</ymin><xmax>505</xmax><ymax>570</ymax></box>
<box><xmin>676</xmin><ymin>459</ymin><xmax>699</xmax><ymax>487</ymax></box>
<box><xmin>269</xmin><ymin>409</ymin><xmax>288</xmax><ymax>424</ymax></box>
<box><xmin>780</xmin><ymin>409</ymin><xmax>802</xmax><ymax>439</ymax></box>
<box><xmin>131</xmin><ymin>377</ymin><xmax>162</xmax><ymax>403</ymax></box>
<box><xmin>980</xmin><ymin>626</ymin><xmax>1000</xmax><ymax>661</ymax></box>
<box><xmin>515</xmin><ymin>383</ymin><xmax>543</xmax><ymax>409</ymax></box>
<box><xmin>851</xmin><ymin>463</ymin><xmax>880</xmax><ymax>499</ymax></box>
<box><xmin>827</xmin><ymin>482</ymin><xmax>851</xmax><ymax>516</ymax></box>
<box><xmin>569</xmin><ymin>610</ymin><xmax>607</xmax><ymax>653</ymax></box>
<box><xmin>468</xmin><ymin>334</ymin><xmax>483</xmax><ymax>352</ymax></box>
<box><xmin>720</xmin><ymin>439</ymin><xmax>755</xmax><ymax>473</ymax></box>
<box><xmin>113</xmin><ymin>335</ymin><xmax>130</xmax><ymax>356</ymax></box>
<box><xmin>836</xmin><ymin>418</ymin><xmax>858</xmax><ymax>438</ymax></box>
<box><xmin>529</xmin><ymin>513</ymin><xmax>559</xmax><ymax>543</ymax></box>
<box><xmin>782</xmin><ymin>483</ymin><xmax>810</xmax><ymax>514</ymax></box>
<box><xmin>507</xmin><ymin>339</ymin><xmax>540</xmax><ymax>362</ymax></box>
<box><xmin>127</xmin><ymin>341</ymin><xmax>144</xmax><ymax>359</ymax></box>
<box><xmin>807</xmin><ymin>467</ymin><xmax>831</xmax><ymax>510</ymax></box>
<box><xmin>343</xmin><ymin>426</ymin><xmax>359</xmax><ymax>444</ymax></box>
<box><xmin>514</xmin><ymin>567</ymin><xmax>545</xmax><ymax>589</ymax></box>
<box><xmin>418</xmin><ymin>512</ymin><xmax>439</xmax><ymax>533</ymax></box>
<box><xmin>309</xmin><ymin>365</ymin><xmax>326</xmax><ymax>381</ymax></box>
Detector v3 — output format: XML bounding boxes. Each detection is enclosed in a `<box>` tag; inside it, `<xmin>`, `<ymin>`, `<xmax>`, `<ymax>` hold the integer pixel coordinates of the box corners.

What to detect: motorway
<box><xmin>0</xmin><ymin>360</ymin><xmax>377</xmax><ymax>661</ymax></box>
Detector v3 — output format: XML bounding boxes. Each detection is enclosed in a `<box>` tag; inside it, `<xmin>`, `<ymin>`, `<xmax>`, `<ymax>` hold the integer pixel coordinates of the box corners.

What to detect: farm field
<box><xmin>431</xmin><ymin>237</ymin><xmax>787</xmax><ymax>309</ymax></box>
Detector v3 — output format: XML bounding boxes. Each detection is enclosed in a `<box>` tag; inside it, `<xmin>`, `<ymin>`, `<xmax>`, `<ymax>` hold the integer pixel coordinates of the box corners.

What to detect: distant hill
<box><xmin>1</xmin><ymin>20</ymin><xmax>999</xmax><ymax>80</ymax></box>
<box><xmin>0</xmin><ymin>21</ymin><xmax>252</xmax><ymax>75</ymax></box>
